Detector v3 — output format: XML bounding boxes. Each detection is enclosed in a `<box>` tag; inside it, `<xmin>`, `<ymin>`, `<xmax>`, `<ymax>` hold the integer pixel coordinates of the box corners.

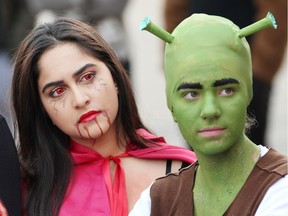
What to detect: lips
<box><xmin>198</xmin><ymin>127</ymin><xmax>225</xmax><ymax>137</ymax></box>
<box><xmin>78</xmin><ymin>110</ymin><xmax>100</xmax><ymax>123</ymax></box>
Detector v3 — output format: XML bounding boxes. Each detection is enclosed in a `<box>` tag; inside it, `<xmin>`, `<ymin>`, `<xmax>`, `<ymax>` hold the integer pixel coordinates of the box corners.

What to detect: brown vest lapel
<box><xmin>225</xmin><ymin>149</ymin><xmax>287</xmax><ymax>215</ymax></box>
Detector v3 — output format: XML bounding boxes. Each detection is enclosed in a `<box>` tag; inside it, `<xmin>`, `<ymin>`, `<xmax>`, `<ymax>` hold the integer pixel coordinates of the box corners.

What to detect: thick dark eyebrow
<box><xmin>177</xmin><ymin>82</ymin><xmax>202</xmax><ymax>91</ymax></box>
<box><xmin>213</xmin><ymin>78</ymin><xmax>239</xmax><ymax>87</ymax></box>
<box><xmin>41</xmin><ymin>63</ymin><xmax>96</xmax><ymax>93</ymax></box>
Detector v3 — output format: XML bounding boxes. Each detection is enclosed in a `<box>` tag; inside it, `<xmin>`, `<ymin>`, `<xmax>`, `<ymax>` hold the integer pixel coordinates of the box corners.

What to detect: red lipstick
<box><xmin>79</xmin><ymin>110</ymin><xmax>100</xmax><ymax>123</ymax></box>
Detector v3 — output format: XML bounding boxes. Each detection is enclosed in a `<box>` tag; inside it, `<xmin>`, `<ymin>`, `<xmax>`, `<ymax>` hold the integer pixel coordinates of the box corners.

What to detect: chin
<box><xmin>198</xmin><ymin>143</ymin><xmax>233</xmax><ymax>156</ymax></box>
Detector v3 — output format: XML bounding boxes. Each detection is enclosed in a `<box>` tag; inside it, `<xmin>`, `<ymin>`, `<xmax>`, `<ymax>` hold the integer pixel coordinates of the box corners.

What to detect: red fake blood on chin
<box><xmin>76</xmin><ymin>124</ymin><xmax>83</xmax><ymax>138</ymax></box>
<box><xmin>83</xmin><ymin>126</ymin><xmax>93</xmax><ymax>139</ymax></box>
<box><xmin>102</xmin><ymin>111</ymin><xmax>111</xmax><ymax>125</ymax></box>
<box><xmin>79</xmin><ymin>111</ymin><xmax>110</xmax><ymax>139</ymax></box>
<box><xmin>94</xmin><ymin>118</ymin><xmax>104</xmax><ymax>136</ymax></box>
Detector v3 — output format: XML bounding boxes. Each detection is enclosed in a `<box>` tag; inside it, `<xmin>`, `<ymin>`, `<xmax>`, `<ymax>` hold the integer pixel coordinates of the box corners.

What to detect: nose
<box><xmin>200</xmin><ymin>93</ymin><xmax>221</xmax><ymax>121</ymax></box>
<box><xmin>72</xmin><ymin>88</ymin><xmax>90</xmax><ymax>109</ymax></box>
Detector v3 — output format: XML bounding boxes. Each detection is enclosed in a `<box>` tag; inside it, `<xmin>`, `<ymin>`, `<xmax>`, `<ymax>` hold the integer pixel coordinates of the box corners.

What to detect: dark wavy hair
<box><xmin>11</xmin><ymin>17</ymin><xmax>150</xmax><ymax>216</ymax></box>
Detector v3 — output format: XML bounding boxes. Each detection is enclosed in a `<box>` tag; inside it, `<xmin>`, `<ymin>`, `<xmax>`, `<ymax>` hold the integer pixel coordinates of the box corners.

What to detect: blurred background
<box><xmin>0</xmin><ymin>0</ymin><xmax>287</xmax><ymax>154</ymax></box>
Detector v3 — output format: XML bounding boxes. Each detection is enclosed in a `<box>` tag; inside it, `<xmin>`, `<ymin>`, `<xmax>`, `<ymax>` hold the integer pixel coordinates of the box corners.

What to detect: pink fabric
<box><xmin>59</xmin><ymin>129</ymin><xmax>196</xmax><ymax>216</ymax></box>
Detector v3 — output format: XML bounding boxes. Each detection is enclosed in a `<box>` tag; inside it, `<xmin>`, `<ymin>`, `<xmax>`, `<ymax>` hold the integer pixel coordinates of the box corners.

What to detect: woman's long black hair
<box><xmin>11</xmin><ymin>17</ymin><xmax>151</xmax><ymax>216</ymax></box>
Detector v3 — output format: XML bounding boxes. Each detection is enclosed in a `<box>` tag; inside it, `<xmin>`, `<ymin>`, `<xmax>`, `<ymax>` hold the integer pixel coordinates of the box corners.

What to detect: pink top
<box><xmin>59</xmin><ymin>129</ymin><xmax>197</xmax><ymax>216</ymax></box>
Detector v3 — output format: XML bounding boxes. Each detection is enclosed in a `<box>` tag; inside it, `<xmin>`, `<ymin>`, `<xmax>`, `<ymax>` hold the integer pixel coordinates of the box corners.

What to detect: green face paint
<box><xmin>166</xmin><ymin>14</ymin><xmax>251</xmax><ymax>152</ymax></box>
<box><xmin>172</xmin><ymin>65</ymin><xmax>247</xmax><ymax>153</ymax></box>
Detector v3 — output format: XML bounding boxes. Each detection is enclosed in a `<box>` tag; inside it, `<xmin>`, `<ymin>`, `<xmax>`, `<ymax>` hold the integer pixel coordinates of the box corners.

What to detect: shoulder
<box><xmin>131</xmin><ymin>128</ymin><xmax>197</xmax><ymax>164</ymax></box>
<box><xmin>257</xmin><ymin>146</ymin><xmax>288</xmax><ymax>176</ymax></box>
<box><xmin>148</xmin><ymin>164</ymin><xmax>197</xmax><ymax>215</ymax></box>
<box><xmin>152</xmin><ymin>162</ymin><xmax>197</xmax><ymax>191</ymax></box>
<box><xmin>158</xmin><ymin>162</ymin><xmax>196</xmax><ymax>179</ymax></box>
<box><xmin>256</xmin><ymin>174</ymin><xmax>288</xmax><ymax>215</ymax></box>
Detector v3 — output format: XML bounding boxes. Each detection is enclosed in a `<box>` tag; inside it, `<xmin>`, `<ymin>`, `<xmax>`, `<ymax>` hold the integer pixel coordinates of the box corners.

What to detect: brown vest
<box><xmin>150</xmin><ymin>149</ymin><xmax>288</xmax><ymax>216</ymax></box>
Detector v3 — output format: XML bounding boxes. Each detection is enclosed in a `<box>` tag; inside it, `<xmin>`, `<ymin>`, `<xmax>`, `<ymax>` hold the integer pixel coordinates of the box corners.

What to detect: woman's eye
<box><xmin>50</xmin><ymin>87</ymin><xmax>65</xmax><ymax>97</ymax></box>
<box><xmin>183</xmin><ymin>91</ymin><xmax>199</xmax><ymax>100</ymax></box>
<box><xmin>219</xmin><ymin>88</ymin><xmax>235</xmax><ymax>96</ymax></box>
<box><xmin>81</xmin><ymin>73</ymin><xmax>95</xmax><ymax>82</ymax></box>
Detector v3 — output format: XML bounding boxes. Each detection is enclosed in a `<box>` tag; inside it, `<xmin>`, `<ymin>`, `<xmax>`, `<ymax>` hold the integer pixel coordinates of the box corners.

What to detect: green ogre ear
<box><xmin>140</xmin><ymin>16</ymin><xmax>174</xmax><ymax>43</ymax></box>
<box><xmin>238</xmin><ymin>12</ymin><xmax>277</xmax><ymax>38</ymax></box>
<box><xmin>140</xmin><ymin>12</ymin><xmax>277</xmax><ymax>43</ymax></box>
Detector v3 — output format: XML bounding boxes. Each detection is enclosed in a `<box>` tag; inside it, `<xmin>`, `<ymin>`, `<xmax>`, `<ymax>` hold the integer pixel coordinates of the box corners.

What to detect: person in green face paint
<box><xmin>129</xmin><ymin>13</ymin><xmax>288</xmax><ymax>216</ymax></box>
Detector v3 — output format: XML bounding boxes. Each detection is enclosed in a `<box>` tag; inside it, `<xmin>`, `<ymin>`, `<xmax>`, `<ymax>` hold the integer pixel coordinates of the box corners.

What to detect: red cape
<box><xmin>60</xmin><ymin>129</ymin><xmax>196</xmax><ymax>216</ymax></box>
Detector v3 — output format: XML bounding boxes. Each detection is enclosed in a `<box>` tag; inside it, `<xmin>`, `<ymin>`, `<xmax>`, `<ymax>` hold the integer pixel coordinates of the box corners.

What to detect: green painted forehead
<box><xmin>164</xmin><ymin>14</ymin><xmax>252</xmax><ymax>109</ymax></box>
